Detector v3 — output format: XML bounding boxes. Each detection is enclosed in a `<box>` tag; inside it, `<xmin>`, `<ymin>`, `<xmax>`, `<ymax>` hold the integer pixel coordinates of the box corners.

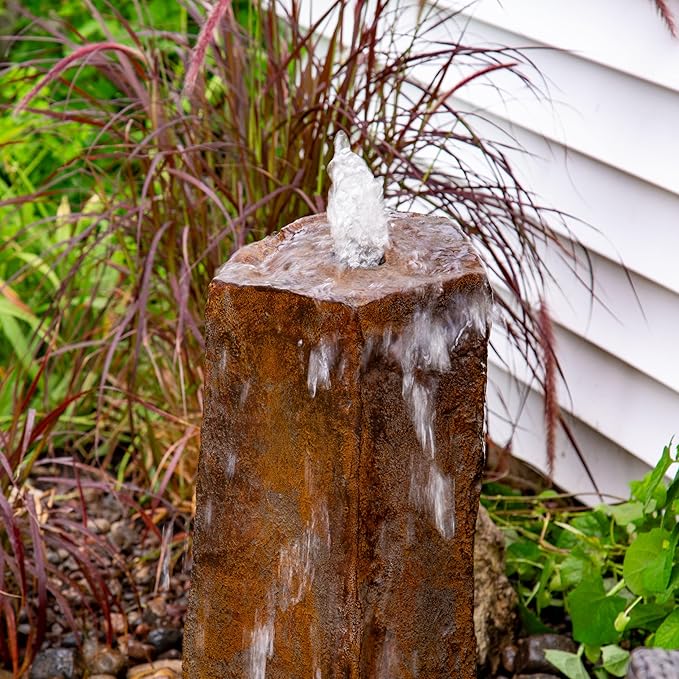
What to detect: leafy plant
<box><xmin>485</xmin><ymin>442</ymin><xmax>679</xmax><ymax>678</ymax></box>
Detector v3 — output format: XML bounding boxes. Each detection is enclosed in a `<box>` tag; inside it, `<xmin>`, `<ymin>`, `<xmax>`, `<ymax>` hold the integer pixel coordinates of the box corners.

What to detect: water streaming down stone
<box><xmin>184</xmin><ymin>137</ymin><xmax>491</xmax><ymax>679</ymax></box>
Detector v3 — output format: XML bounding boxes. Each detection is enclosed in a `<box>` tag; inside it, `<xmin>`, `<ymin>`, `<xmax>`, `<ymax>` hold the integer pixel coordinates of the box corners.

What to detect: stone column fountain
<box><xmin>183</xmin><ymin>133</ymin><xmax>491</xmax><ymax>679</ymax></box>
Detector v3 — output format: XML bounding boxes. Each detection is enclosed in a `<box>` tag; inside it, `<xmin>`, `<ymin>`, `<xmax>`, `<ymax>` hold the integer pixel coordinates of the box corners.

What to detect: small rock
<box><xmin>110</xmin><ymin>521</ymin><xmax>137</xmax><ymax>551</ymax></box>
<box><xmin>147</xmin><ymin>628</ymin><xmax>181</xmax><ymax>654</ymax></box>
<box><xmin>515</xmin><ymin>634</ymin><xmax>578</xmax><ymax>674</ymax></box>
<box><xmin>157</xmin><ymin>649</ymin><xmax>181</xmax><ymax>660</ymax></box>
<box><xmin>474</xmin><ymin>505</ymin><xmax>518</xmax><ymax>673</ymax></box>
<box><xmin>126</xmin><ymin>659</ymin><xmax>182</xmax><ymax>679</ymax></box>
<box><xmin>109</xmin><ymin>579</ymin><xmax>123</xmax><ymax>598</ymax></box>
<box><xmin>147</xmin><ymin>596</ymin><xmax>167</xmax><ymax>619</ymax></box>
<box><xmin>18</xmin><ymin>623</ymin><xmax>31</xmax><ymax>635</ymax></box>
<box><xmin>126</xmin><ymin>638</ymin><xmax>156</xmax><ymax>661</ymax></box>
<box><xmin>91</xmin><ymin>517</ymin><xmax>111</xmax><ymax>534</ymax></box>
<box><xmin>62</xmin><ymin>632</ymin><xmax>79</xmax><ymax>648</ymax></box>
<box><xmin>135</xmin><ymin>622</ymin><xmax>151</xmax><ymax>638</ymax></box>
<box><xmin>51</xmin><ymin>622</ymin><xmax>64</xmax><ymax>636</ymax></box>
<box><xmin>134</xmin><ymin>565</ymin><xmax>152</xmax><ymax>586</ymax></box>
<box><xmin>165</xmin><ymin>603</ymin><xmax>185</xmax><ymax>619</ymax></box>
<box><xmin>110</xmin><ymin>612</ymin><xmax>127</xmax><ymax>635</ymax></box>
<box><xmin>62</xmin><ymin>556</ymin><xmax>78</xmax><ymax>572</ymax></box>
<box><xmin>29</xmin><ymin>648</ymin><xmax>83</xmax><ymax>679</ymax></box>
<box><xmin>63</xmin><ymin>587</ymin><xmax>80</xmax><ymax>602</ymax></box>
<box><xmin>127</xmin><ymin>611</ymin><xmax>142</xmax><ymax>626</ymax></box>
<box><xmin>83</xmin><ymin>641</ymin><xmax>127</xmax><ymax>676</ymax></box>
<box><xmin>47</xmin><ymin>549</ymin><xmax>65</xmax><ymax>565</ymax></box>
<box><xmin>501</xmin><ymin>644</ymin><xmax>517</xmax><ymax>673</ymax></box>
<box><xmin>627</xmin><ymin>647</ymin><xmax>679</xmax><ymax>679</ymax></box>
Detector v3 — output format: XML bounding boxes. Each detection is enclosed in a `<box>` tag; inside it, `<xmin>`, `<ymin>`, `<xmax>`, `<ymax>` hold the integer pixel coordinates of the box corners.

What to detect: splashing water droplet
<box><xmin>326</xmin><ymin>131</ymin><xmax>389</xmax><ymax>268</ymax></box>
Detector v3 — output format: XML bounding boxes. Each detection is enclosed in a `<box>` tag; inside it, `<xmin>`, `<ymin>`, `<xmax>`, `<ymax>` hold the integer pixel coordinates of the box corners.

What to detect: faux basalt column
<box><xmin>183</xmin><ymin>211</ymin><xmax>491</xmax><ymax>679</ymax></box>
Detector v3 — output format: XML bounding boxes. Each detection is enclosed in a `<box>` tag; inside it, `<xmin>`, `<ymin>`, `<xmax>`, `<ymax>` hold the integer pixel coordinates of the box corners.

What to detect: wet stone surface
<box><xmin>186</xmin><ymin>212</ymin><xmax>491</xmax><ymax>678</ymax></box>
<box><xmin>626</xmin><ymin>647</ymin><xmax>679</xmax><ymax>679</ymax></box>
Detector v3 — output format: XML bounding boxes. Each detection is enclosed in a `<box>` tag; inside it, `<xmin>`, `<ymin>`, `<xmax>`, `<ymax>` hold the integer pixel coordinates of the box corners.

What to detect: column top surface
<box><xmin>214</xmin><ymin>211</ymin><xmax>485</xmax><ymax>305</ymax></box>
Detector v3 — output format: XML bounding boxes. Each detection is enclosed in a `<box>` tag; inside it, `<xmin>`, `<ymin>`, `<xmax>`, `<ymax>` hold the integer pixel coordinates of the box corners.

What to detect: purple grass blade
<box><xmin>184</xmin><ymin>0</ymin><xmax>235</xmax><ymax>98</ymax></box>
<box><xmin>25</xmin><ymin>495</ymin><xmax>48</xmax><ymax>664</ymax></box>
<box><xmin>14</xmin><ymin>42</ymin><xmax>146</xmax><ymax>114</ymax></box>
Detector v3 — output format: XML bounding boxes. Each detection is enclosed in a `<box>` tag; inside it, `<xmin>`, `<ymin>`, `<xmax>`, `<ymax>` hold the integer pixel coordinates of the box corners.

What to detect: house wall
<box><xmin>448</xmin><ymin>0</ymin><xmax>679</xmax><ymax>498</ymax></box>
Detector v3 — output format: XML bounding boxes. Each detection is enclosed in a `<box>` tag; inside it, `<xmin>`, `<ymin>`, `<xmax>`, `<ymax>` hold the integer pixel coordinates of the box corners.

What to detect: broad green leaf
<box><xmin>544</xmin><ymin>650</ymin><xmax>591</xmax><ymax>679</ymax></box>
<box><xmin>506</xmin><ymin>540</ymin><xmax>543</xmax><ymax>578</ymax></box>
<box><xmin>623</xmin><ymin>528</ymin><xmax>673</xmax><ymax>596</ymax></box>
<box><xmin>517</xmin><ymin>601</ymin><xmax>553</xmax><ymax>635</ymax></box>
<box><xmin>654</xmin><ymin>609</ymin><xmax>679</xmax><ymax>649</ymax></box>
<box><xmin>571</xmin><ymin>511</ymin><xmax>609</xmax><ymax>538</ymax></box>
<box><xmin>663</xmin><ymin>473</ymin><xmax>679</xmax><ymax>530</ymax></box>
<box><xmin>584</xmin><ymin>644</ymin><xmax>601</xmax><ymax>663</ymax></box>
<box><xmin>599</xmin><ymin>501</ymin><xmax>644</xmax><ymax>526</ymax></box>
<box><xmin>629</xmin><ymin>602</ymin><xmax>675</xmax><ymax>631</ymax></box>
<box><xmin>601</xmin><ymin>645</ymin><xmax>629</xmax><ymax>677</ymax></box>
<box><xmin>559</xmin><ymin>552</ymin><xmax>596</xmax><ymax>590</ymax></box>
<box><xmin>566</xmin><ymin>574</ymin><xmax>625</xmax><ymax>645</ymax></box>
<box><xmin>630</xmin><ymin>445</ymin><xmax>673</xmax><ymax>511</ymax></box>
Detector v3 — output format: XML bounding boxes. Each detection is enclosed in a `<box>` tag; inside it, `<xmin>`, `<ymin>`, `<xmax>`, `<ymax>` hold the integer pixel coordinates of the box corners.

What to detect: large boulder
<box><xmin>474</xmin><ymin>504</ymin><xmax>518</xmax><ymax>673</ymax></box>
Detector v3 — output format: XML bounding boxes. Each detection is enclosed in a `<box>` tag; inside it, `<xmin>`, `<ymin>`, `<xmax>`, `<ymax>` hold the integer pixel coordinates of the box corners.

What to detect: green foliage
<box><xmin>484</xmin><ymin>442</ymin><xmax>679</xmax><ymax>678</ymax></box>
<box><xmin>566</xmin><ymin>575</ymin><xmax>626</xmax><ymax>646</ymax></box>
<box><xmin>544</xmin><ymin>649</ymin><xmax>590</xmax><ymax>679</ymax></box>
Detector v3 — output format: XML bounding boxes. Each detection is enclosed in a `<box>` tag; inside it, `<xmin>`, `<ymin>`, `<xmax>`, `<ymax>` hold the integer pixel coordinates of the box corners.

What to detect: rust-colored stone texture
<box><xmin>184</xmin><ymin>212</ymin><xmax>491</xmax><ymax>679</ymax></box>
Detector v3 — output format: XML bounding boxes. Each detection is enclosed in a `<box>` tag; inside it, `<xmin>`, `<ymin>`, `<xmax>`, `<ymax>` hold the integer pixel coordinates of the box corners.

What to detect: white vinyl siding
<box><xmin>448</xmin><ymin>0</ymin><xmax>679</xmax><ymax>498</ymax></box>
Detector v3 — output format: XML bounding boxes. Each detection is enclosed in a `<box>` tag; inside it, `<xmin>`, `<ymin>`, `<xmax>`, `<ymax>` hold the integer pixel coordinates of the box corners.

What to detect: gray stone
<box><xmin>626</xmin><ymin>647</ymin><xmax>679</xmax><ymax>679</ymax></box>
<box><xmin>110</xmin><ymin>520</ymin><xmax>137</xmax><ymax>551</ymax></box>
<box><xmin>147</xmin><ymin>628</ymin><xmax>182</xmax><ymax>654</ymax></box>
<box><xmin>501</xmin><ymin>643</ymin><xmax>517</xmax><ymax>674</ymax></box>
<box><xmin>29</xmin><ymin>648</ymin><xmax>82</xmax><ymax>679</ymax></box>
<box><xmin>474</xmin><ymin>505</ymin><xmax>518</xmax><ymax>672</ymax></box>
<box><xmin>515</xmin><ymin>634</ymin><xmax>578</xmax><ymax>674</ymax></box>
<box><xmin>127</xmin><ymin>660</ymin><xmax>182</xmax><ymax>679</ymax></box>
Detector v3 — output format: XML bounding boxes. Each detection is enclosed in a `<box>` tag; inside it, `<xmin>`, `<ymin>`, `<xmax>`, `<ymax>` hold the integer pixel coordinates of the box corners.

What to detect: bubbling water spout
<box><xmin>326</xmin><ymin>131</ymin><xmax>389</xmax><ymax>268</ymax></box>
